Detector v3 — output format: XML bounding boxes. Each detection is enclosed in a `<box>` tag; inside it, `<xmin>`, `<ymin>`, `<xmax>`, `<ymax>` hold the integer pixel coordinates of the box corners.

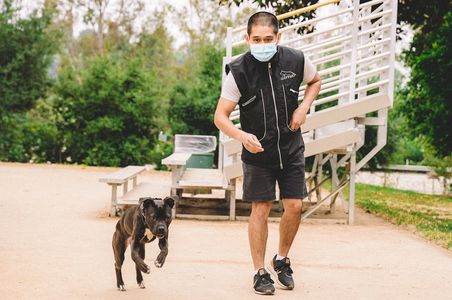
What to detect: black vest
<box><xmin>226</xmin><ymin>46</ymin><xmax>305</xmax><ymax>169</ymax></box>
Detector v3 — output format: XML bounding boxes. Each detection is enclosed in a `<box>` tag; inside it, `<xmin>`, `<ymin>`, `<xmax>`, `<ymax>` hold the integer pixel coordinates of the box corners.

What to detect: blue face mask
<box><xmin>250</xmin><ymin>43</ymin><xmax>277</xmax><ymax>62</ymax></box>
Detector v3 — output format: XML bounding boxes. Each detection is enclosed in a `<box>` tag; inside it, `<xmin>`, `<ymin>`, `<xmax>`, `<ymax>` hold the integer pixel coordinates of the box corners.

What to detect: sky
<box><xmin>17</xmin><ymin>0</ymin><xmax>334</xmax><ymax>43</ymax></box>
<box><xmin>15</xmin><ymin>0</ymin><xmax>409</xmax><ymax>76</ymax></box>
<box><xmin>17</xmin><ymin>0</ymin><xmax>241</xmax><ymax>41</ymax></box>
<box><xmin>18</xmin><ymin>0</ymin><xmax>192</xmax><ymax>40</ymax></box>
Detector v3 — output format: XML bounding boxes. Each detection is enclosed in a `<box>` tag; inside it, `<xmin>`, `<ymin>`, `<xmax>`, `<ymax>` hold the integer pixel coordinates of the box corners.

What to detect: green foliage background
<box><xmin>0</xmin><ymin>0</ymin><xmax>450</xmax><ymax>174</ymax></box>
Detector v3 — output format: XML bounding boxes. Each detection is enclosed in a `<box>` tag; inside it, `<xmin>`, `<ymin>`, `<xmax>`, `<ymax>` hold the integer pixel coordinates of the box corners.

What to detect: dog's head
<box><xmin>138</xmin><ymin>196</ymin><xmax>176</xmax><ymax>238</ymax></box>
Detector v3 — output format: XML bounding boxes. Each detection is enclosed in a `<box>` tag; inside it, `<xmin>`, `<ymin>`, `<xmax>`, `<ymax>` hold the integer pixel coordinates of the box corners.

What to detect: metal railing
<box><xmin>223</xmin><ymin>0</ymin><xmax>397</xmax><ymax>156</ymax></box>
<box><xmin>219</xmin><ymin>0</ymin><xmax>398</xmax><ymax>224</ymax></box>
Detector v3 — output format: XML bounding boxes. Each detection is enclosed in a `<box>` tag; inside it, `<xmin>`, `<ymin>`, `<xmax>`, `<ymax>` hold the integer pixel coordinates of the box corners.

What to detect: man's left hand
<box><xmin>289</xmin><ymin>105</ymin><xmax>309</xmax><ymax>132</ymax></box>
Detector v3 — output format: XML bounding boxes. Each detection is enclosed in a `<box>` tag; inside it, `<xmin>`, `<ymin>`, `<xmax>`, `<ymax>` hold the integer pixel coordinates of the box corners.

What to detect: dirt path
<box><xmin>0</xmin><ymin>162</ymin><xmax>451</xmax><ymax>300</ymax></box>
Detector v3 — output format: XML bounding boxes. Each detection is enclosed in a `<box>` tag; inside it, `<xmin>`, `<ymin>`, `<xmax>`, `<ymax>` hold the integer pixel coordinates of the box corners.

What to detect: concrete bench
<box><xmin>99</xmin><ymin>165</ymin><xmax>146</xmax><ymax>216</ymax></box>
<box><xmin>162</xmin><ymin>135</ymin><xmax>240</xmax><ymax>220</ymax></box>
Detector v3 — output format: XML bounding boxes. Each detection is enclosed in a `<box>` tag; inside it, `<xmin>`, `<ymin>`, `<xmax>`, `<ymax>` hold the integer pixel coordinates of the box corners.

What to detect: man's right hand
<box><xmin>239</xmin><ymin>131</ymin><xmax>264</xmax><ymax>154</ymax></box>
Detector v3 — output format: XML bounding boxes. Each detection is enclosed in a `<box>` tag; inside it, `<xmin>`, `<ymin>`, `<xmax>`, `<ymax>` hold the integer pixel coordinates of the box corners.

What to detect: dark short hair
<box><xmin>247</xmin><ymin>11</ymin><xmax>279</xmax><ymax>36</ymax></box>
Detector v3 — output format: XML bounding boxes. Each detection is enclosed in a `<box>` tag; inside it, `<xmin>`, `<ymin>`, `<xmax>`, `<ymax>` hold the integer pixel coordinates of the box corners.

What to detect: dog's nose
<box><xmin>157</xmin><ymin>225</ymin><xmax>165</xmax><ymax>234</ymax></box>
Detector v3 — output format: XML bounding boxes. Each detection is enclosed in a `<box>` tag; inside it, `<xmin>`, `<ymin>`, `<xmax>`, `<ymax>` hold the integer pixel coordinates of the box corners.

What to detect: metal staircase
<box><xmin>219</xmin><ymin>0</ymin><xmax>398</xmax><ymax>224</ymax></box>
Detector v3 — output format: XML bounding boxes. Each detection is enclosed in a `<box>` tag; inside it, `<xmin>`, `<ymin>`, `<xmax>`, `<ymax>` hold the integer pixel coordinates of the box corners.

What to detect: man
<box><xmin>214</xmin><ymin>11</ymin><xmax>321</xmax><ymax>295</ymax></box>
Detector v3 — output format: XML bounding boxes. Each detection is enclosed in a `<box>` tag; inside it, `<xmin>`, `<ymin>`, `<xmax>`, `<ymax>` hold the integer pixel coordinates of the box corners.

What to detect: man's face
<box><xmin>245</xmin><ymin>25</ymin><xmax>281</xmax><ymax>45</ymax></box>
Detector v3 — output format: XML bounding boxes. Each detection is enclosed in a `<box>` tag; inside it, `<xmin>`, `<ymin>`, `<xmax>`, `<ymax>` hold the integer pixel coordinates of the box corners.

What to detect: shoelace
<box><xmin>276</xmin><ymin>262</ymin><xmax>293</xmax><ymax>275</ymax></box>
<box><xmin>255</xmin><ymin>272</ymin><xmax>274</xmax><ymax>287</ymax></box>
<box><xmin>263</xmin><ymin>272</ymin><xmax>275</xmax><ymax>284</ymax></box>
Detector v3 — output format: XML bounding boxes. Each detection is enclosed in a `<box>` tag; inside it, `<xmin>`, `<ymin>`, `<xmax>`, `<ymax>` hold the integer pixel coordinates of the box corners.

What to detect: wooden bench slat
<box><xmin>161</xmin><ymin>153</ymin><xmax>192</xmax><ymax>166</ymax></box>
<box><xmin>99</xmin><ymin>166</ymin><xmax>146</xmax><ymax>184</ymax></box>
<box><xmin>117</xmin><ymin>182</ymin><xmax>156</xmax><ymax>203</ymax></box>
<box><xmin>179</xmin><ymin>168</ymin><xmax>225</xmax><ymax>188</ymax></box>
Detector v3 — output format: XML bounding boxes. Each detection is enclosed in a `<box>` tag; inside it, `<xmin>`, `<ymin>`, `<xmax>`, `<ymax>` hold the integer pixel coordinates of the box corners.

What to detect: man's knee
<box><xmin>251</xmin><ymin>201</ymin><xmax>273</xmax><ymax>217</ymax></box>
<box><xmin>283</xmin><ymin>199</ymin><xmax>303</xmax><ymax>215</ymax></box>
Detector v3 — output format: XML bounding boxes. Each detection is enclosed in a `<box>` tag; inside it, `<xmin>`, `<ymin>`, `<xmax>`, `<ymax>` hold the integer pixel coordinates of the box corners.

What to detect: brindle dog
<box><xmin>112</xmin><ymin>196</ymin><xmax>175</xmax><ymax>291</ymax></box>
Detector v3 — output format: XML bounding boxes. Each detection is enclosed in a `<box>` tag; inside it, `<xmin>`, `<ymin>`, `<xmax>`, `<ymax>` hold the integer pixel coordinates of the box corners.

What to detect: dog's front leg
<box><xmin>154</xmin><ymin>237</ymin><xmax>168</xmax><ymax>268</ymax></box>
<box><xmin>131</xmin><ymin>240</ymin><xmax>150</xmax><ymax>274</ymax></box>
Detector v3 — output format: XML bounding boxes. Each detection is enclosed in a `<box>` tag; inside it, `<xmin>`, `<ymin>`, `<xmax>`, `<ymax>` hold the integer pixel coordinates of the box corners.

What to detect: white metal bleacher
<box><xmin>218</xmin><ymin>0</ymin><xmax>397</xmax><ymax>224</ymax></box>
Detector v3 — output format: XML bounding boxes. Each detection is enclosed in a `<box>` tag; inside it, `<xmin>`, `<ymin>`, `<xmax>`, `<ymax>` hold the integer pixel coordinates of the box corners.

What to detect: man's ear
<box><xmin>163</xmin><ymin>196</ymin><xmax>177</xmax><ymax>209</ymax></box>
<box><xmin>276</xmin><ymin>32</ymin><xmax>282</xmax><ymax>44</ymax></box>
<box><xmin>244</xmin><ymin>33</ymin><xmax>250</xmax><ymax>45</ymax></box>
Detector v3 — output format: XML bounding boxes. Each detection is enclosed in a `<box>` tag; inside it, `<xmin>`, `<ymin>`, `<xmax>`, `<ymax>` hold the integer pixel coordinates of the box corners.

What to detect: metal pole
<box><xmin>348</xmin><ymin>151</ymin><xmax>356</xmax><ymax>225</ymax></box>
<box><xmin>387</xmin><ymin>0</ymin><xmax>398</xmax><ymax>106</ymax></box>
<box><xmin>348</xmin><ymin>0</ymin><xmax>360</xmax><ymax>103</ymax></box>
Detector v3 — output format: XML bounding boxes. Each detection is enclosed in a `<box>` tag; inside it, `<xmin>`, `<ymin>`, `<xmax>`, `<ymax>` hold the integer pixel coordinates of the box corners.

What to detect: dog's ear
<box><xmin>139</xmin><ymin>197</ymin><xmax>156</xmax><ymax>215</ymax></box>
<box><xmin>163</xmin><ymin>196</ymin><xmax>177</xmax><ymax>209</ymax></box>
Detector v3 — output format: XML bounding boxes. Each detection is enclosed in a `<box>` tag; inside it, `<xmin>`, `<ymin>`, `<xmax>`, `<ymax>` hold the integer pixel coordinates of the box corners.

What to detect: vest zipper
<box><xmin>258</xmin><ymin>89</ymin><xmax>267</xmax><ymax>142</ymax></box>
<box><xmin>282</xmin><ymin>85</ymin><xmax>294</xmax><ymax>131</ymax></box>
<box><xmin>242</xmin><ymin>95</ymin><xmax>256</xmax><ymax>106</ymax></box>
<box><xmin>268</xmin><ymin>62</ymin><xmax>283</xmax><ymax>170</ymax></box>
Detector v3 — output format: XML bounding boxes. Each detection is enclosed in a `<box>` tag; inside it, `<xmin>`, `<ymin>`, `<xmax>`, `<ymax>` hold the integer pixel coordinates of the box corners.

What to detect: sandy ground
<box><xmin>0</xmin><ymin>162</ymin><xmax>451</xmax><ymax>300</ymax></box>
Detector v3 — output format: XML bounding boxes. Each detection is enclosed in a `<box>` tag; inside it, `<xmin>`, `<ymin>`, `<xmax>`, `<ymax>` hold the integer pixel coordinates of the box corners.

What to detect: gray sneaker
<box><xmin>267</xmin><ymin>255</ymin><xmax>294</xmax><ymax>290</ymax></box>
<box><xmin>253</xmin><ymin>268</ymin><xmax>275</xmax><ymax>295</ymax></box>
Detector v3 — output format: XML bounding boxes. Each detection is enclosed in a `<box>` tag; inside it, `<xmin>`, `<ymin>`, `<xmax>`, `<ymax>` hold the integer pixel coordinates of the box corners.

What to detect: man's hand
<box><xmin>289</xmin><ymin>105</ymin><xmax>309</xmax><ymax>132</ymax></box>
<box><xmin>214</xmin><ymin>97</ymin><xmax>264</xmax><ymax>154</ymax></box>
<box><xmin>239</xmin><ymin>131</ymin><xmax>264</xmax><ymax>154</ymax></box>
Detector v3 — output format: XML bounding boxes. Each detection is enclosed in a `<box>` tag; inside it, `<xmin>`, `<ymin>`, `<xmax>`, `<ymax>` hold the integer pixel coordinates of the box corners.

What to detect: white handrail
<box><xmin>280</xmin><ymin>8</ymin><xmax>353</xmax><ymax>33</ymax></box>
<box><xmin>224</xmin><ymin>0</ymin><xmax>396</xmax><ymax>166</ymax></box>
<box><xmin>231</xmin><ymin>0</ymin><xmax>342</xmax><ymax>33</ymax></box>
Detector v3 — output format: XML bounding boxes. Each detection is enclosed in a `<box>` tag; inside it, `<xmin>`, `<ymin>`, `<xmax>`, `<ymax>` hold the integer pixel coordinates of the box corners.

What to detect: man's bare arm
<box><xmin>214</xmin><ymin>98</ymin><xmax>264</xmax><ymax>153</ymax></box>
<box><xmin>289</xmin><ymin>72</ymin><xmax>321</xmax><ymax>131</ymax></box>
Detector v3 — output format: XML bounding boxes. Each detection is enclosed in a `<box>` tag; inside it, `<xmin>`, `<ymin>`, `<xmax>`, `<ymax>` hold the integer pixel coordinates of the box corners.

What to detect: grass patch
<box><xmin>327</xmin><ymin>182</ymin><xmax>452</xmax><ymax>249</ymax></box>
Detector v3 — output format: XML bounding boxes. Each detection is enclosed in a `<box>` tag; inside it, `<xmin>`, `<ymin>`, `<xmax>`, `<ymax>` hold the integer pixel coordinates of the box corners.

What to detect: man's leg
<box><xmin>279</xmin><ymin>198</ymin><xmax>302</xmax><ymax>257</ymax></box>
<box><xmin>266</xmin><ymin>198</ymin><xmax>302</xmax><ymax>290</ymax></box>
<box><xmin>248</xmin><ymin>201</ymin><xmax>273</xmax><ymax>270</ymax></box>
<box><xmin>242</xmin><ymin>162</ymin><xmax>277</xmax><ymax>295</ymax></box>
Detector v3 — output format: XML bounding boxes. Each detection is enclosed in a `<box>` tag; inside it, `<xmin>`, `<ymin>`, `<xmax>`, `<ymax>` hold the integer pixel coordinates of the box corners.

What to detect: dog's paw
<box><xmin>138</xmin><ymin>282</ymin><xmax>146</xmax><ymax>289</ymax></box>
<box><xmin>155</xmin><ymin>252</ymin><xmax>167</xmax><ymax>268</ymax></box>
<box><xmin>138</xmin><ymin>263</ymin><xmax>150</xmax><ymax>274</ymax></box>
<box><xmin>118</xmin><ymin>285</ymin><xmax>126</xmax><ymax>292</ymax></box>
<box><xmin>154</xmin><ymin>260</ymin><xmax>163</xmax><ymax>268</ymax></box>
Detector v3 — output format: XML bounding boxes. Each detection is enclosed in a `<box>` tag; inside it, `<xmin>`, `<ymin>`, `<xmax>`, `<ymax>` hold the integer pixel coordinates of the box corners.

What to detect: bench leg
<box><xmin>227</xmin><ymin>179</ymin><xmax>236</xmax><ymax>221</ymax></box>
<box><xmin>171</xmin><ymin>188</ymin><xmax>183</xmax><ymax>219</ymax></box>
<box><xmin>110</xmin><ymin>184</ymin><xmax>119</xmax><ymax>217</ymax></box>
<box><xmin>123</xmin><ymin>181</ymin><xmax>128</xmax><ymax>196</ymax></box>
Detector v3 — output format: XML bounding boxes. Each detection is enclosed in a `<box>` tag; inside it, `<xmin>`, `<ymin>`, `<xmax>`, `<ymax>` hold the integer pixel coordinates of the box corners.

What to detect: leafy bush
<box><xmin>400</xmin><ymin>12</ymin><xmax>452</xmax><ymax>158</ymax></box>
<box><xmin>54</xmin><ymin>55</ymin><xmax>163</xmax><ymax>166</ymax></box>
<box><xmin>0</xmin><ymin>99</ymin><xmax>59</xmax><ymax>163</ymax></box>
<box><xmin>0</xmin><ymin>2</ymin><xmax>59</xmax><ymax>114</ymax></box>
<box><xmin>0</xmin><ymin>2</ymin><xmax>60</xmax><ymax>162</ymax></box>
<box><xmin>168</xmin><ymin>44</ymin><xmax>224</xmax><ymax>138</ymax></box>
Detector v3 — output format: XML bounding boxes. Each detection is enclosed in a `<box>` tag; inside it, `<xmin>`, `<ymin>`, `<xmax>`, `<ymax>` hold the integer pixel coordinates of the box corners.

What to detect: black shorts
<box><xmin>242</xmin><ymin>155</ymin><xmax>308</xmax><ymax>202</ymax></box>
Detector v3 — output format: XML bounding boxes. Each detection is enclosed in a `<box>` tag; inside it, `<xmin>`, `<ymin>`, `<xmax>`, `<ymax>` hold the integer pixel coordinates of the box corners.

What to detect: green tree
<box><xmin>400</xmin><ymin>12</ymin><xmax>451</xmax><ymax>157</ymax></box>
<box><xmin>397</xmin><ymin>0</ymin><xmax>451</xmax><ymax>32</ymax></box>
<box><xmin>0</xmin><ymin>1</ymin><xmax>59</xmax><ymax>114</ymax></box>
<box><xmin>169</xmin><ymin>44</ymin><xmax>224</xmax><ymax>137</ymax></box>
<box><xmin>166</xmin><ymin>0</ymin><xmax>233</xmax><ymax>138</ymax></box>
<box><xmin>54</xmin><ymin>55</ymin><xmax>163</xmax><ymax>166</ymax></box>
<box><xmin>0</xmin><ymin>1</ymin><xmax>60</xmax><ymax>162</ymax></box>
